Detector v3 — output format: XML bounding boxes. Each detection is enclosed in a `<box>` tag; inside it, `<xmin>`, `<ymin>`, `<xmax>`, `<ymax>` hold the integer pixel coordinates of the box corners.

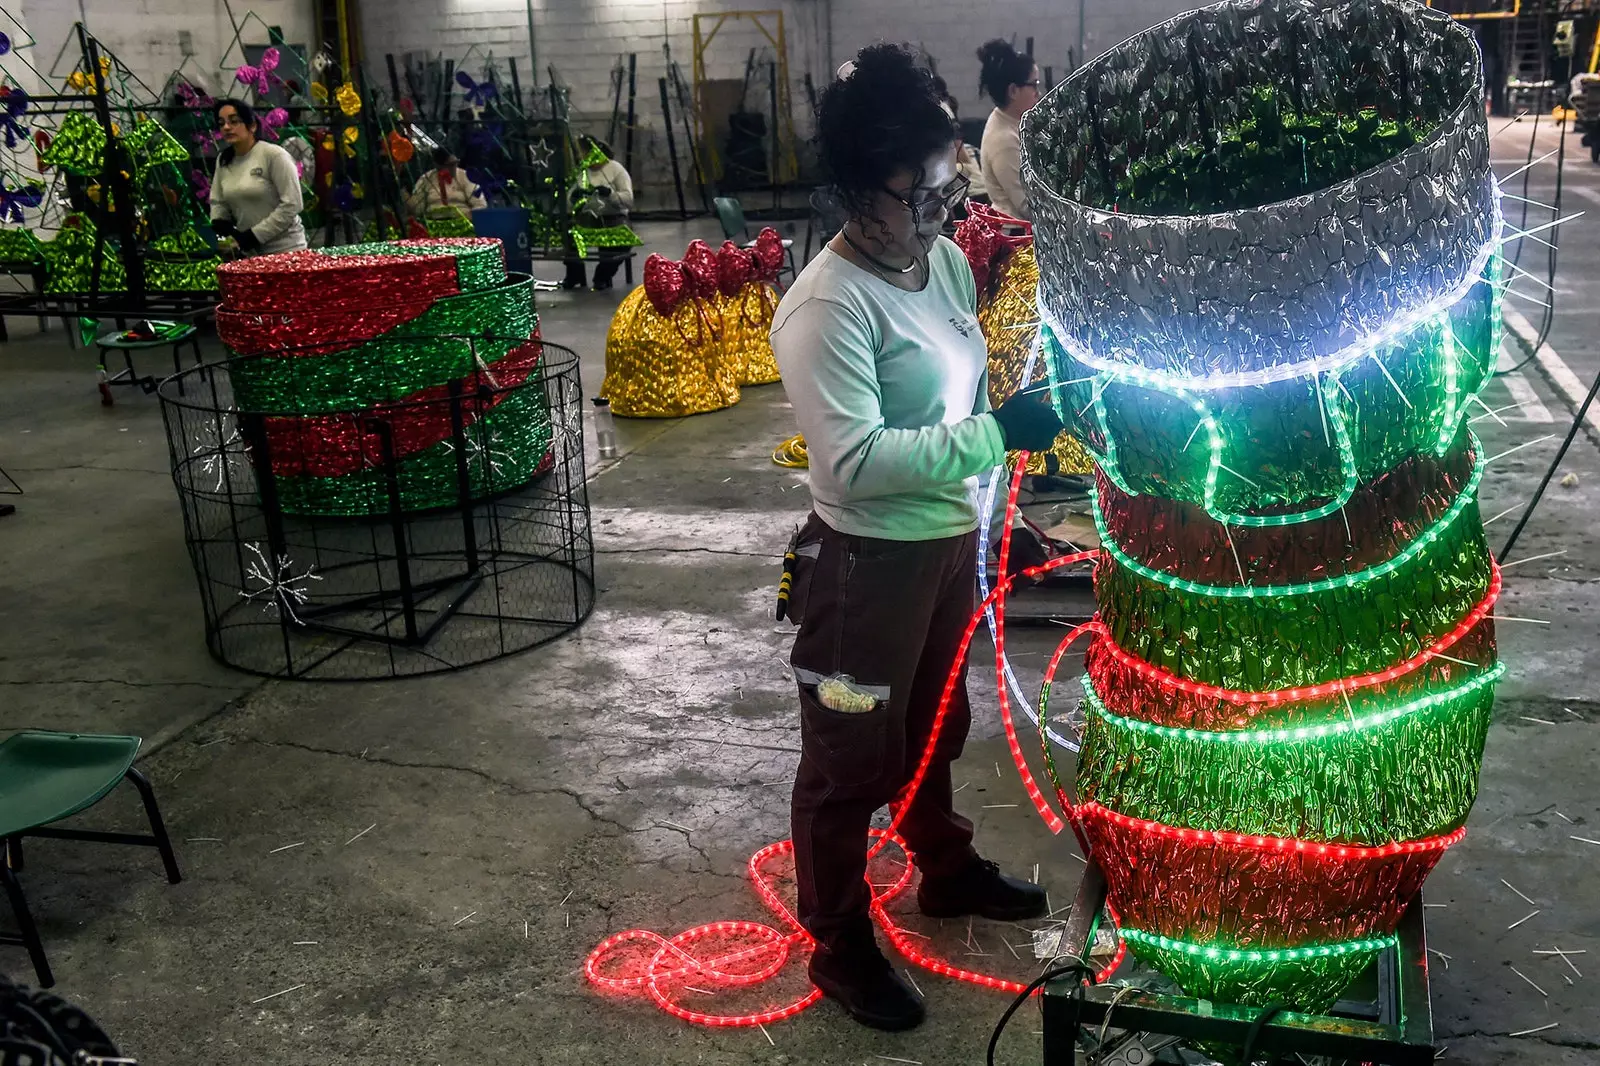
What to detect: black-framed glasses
<box><xmin>1021</xmin><ymin>80</ymin><xmax>1040</xmax><ymax>89</ymax></box>
<box><xmin>884</xmin><ymin>174</ymin><xmax>971</xmax><ymax>222</ymax></box>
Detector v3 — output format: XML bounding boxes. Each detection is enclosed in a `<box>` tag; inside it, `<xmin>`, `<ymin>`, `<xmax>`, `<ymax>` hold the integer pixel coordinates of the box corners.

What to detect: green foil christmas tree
<box><xmin>1025</xmin><ymin>0</ymin><xmax>1504</xmax><ymax>1010</ymax></box>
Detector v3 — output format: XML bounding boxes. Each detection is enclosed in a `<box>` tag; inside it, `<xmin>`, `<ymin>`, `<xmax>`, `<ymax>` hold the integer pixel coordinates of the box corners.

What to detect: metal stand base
<box><xmin>1042</xmin><ymin>863</ymin><xmax>1437</xmax><ymax>1064</ymax></box>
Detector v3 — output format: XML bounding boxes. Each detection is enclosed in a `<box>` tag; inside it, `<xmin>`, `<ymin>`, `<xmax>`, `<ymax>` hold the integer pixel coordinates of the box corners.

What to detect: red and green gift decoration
<box><xmin>1025</xmin><ymin>0</ymin><xmax>1505</xmax><ymax>1010</ymax></box>
<box><xmin>217</xmin><ymin>237</ymin><xmax>552</xmax><ymax>517</ymax></box>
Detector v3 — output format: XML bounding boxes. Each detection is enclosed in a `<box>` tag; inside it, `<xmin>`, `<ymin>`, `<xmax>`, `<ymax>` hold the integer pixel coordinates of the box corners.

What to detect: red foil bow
<box><xmin>954</xmin><ymin>202</ymin><xmax>1032</xmax><ymax>297</ymax></box>
<box><xmin>717</xmin><ymin>241</ymin><xmax>755</xmax><ymax>298</ymax></box>
<box><xmin>643</xmin><ymin>254</ymin><xmax>685</xmax><ymax>317</ymax></box>
<box><xmin>751</xmin><ymin>227</ymin><xmax>785</xmax><ymax>282</ymax></box>
<box><xmin>680</xmin><ymin>239</ymin><xmax>720</xmax><ymax>301</ymax></box>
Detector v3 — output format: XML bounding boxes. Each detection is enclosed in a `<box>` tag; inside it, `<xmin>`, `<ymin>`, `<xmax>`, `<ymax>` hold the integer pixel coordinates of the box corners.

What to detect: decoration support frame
<box><xmin>1041</xmin><ymin>861</ymin><xmax>1438</xmax><ymax>1065</ymax></box>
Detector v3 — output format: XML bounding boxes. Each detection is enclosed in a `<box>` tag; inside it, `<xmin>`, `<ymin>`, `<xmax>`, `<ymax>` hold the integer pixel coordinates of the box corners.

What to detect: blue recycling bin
<box><xmin>471</xmin><ymin>207</ymin><xmax>532</xmax><ymax>276</ymax></box>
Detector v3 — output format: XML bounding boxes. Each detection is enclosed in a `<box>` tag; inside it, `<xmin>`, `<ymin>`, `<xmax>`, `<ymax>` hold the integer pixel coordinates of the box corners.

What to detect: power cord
<box><xmin>1238</xmin><ymin>1001</ymin><xmax>1292</xmax><ymax>1065</ymax></box>
<box><xmin>987</xmin><ymin>958</ymin><xmax>1093</xmax><ymax>1066</ymax></box>
<box><xmin>1495</xmin><ymin>113</ymin><xmax>1566</xmax><ymax>378</ymax></box>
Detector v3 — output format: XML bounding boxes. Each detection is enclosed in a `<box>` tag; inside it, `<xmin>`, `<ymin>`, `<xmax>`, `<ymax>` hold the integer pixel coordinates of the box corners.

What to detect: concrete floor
<box><xmin>1</xmin><ymin>190</ymin><xmax>1598</xmax><ymax>1065</ymax></box>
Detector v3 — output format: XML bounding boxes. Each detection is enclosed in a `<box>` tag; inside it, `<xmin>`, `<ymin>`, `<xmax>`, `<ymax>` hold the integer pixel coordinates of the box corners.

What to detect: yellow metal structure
<box><xmin>1425</xmin><ymin>0</ymin><xmax>1519</xmax><ymax>19</ymax></box>
<box><xmin>691</xmin><ymin>11</ymin><xmax>799</xmax><ymax>185</ymax></box>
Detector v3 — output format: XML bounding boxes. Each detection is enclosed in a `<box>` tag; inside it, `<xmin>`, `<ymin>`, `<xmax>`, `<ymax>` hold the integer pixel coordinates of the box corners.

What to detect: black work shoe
<box><xmin>809</xmin><ymin>938</ymin><xmax>926</xmax><ymax>1031</ymax></box>
<box><xmin>917</xmin><ymin>858</ymin><xmax>1048</xmax><ymax>921</ymax></box>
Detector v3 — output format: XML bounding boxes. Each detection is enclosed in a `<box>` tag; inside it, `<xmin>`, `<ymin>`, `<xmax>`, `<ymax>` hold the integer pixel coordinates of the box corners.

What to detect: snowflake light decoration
<box><xmin>239</xmin><ymin>542</ymin><xmax>321</xmax><ymax>624</ymax></box>
<box><xmin>190</xmin><ymin>418</ymin><xmax>245</xmax><ymax>493</ymax></box>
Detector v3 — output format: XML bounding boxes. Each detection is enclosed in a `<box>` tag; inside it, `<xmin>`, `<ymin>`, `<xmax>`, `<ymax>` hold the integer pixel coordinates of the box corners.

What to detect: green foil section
<box><xmin>1049</xmin><ymin>277</ymin><xmax>1498</xmax><ymax>518</ymax></box>
<box><xmin>146</xmin><ymin>229</ymin><xmax>221</xmax><ymax>292</ymax></box>
<box><xmin>0</xmin><ymin>229</ymin><xmax>45</xmax><ymax>264</ymax></box>
<box><xmin>569</xmin><ymin>225</ymin><xmax>642</xmax><ymax>257</ymax></box>
<box><xmin>1076</xmin><ymin>677</ymin><xmax>1494</xmax><ymax>843</ymax></box>
<box><xmin>1117</xmin><ymin>93</ymin><xmax>1430</xmax><ymax>215</ymax></box>
<box><xmin>125</xmin><ymin>118</ymin><xmax>192</xmax><ymax>169</ymax></box>
<box><xmin>39</xmin><ymin>113</ymin><xmax>106</xmax><ymax>176</ymax></box>
<box><xmin>318</xmin><ymin>239</ymin><xmax>505</xmax><ymax>292</ymax></box>
<box><xmin>1125</xmin><ymin>938</ymin><xmax>1384</xmax><ymax>1014</ymax></box>
<box><xmin>1095</xmin><ymin>502</ymin><xmax>1491</xmax><ymax>691</ymax></box>
<box><xmin>230</xmin><ymin>278</ymin><xmax>537</xmax><ymax>414</ymax></box>
<box><xmin>42</xmin><ymin>216</ymin><xmax>126</xmax><ymax>294</ymax></box>
<box><xmin>270</xmin><ymin>382</ymin><xmax>553</xmax><ymax>516</ymax></box>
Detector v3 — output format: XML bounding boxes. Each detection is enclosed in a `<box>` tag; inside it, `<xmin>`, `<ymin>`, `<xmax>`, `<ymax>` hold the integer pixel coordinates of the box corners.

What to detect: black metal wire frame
<box><xmin>157</xmin><ymin>337</ymin><xmax>594</xmax><ymax>680</ymax></box>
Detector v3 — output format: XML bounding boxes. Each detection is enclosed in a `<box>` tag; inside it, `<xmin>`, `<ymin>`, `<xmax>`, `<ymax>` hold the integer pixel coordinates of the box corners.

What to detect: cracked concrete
<box><xmin>1</xmin><ymin>208</ymin><xmax>1598</xmax><ymax>1064</ymax></box>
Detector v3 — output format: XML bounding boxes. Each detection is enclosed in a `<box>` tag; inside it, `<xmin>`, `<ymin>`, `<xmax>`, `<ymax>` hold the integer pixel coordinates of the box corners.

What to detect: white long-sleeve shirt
<box><xmin>406</xmin><ymin>168</ymin><xmax>486</xmax><ymax>215</ymax></box>
<box><xmin>210</xmin><ymin>140</ymin><xmax>306</xmax><ymax>254</ymax></box>
<box><xmin>770</xmin><ymin>237</ymin><xmax>1005</xmax><ymax>541</ymax></box>
<box><xmin>980</xmin><ymin>108</ymin><xmax>1029</xmax><ymax>221</ymax></box>
<box><xmin>575</xmin><ymin>158</ymin><xmax>634</xmax><ymax>220</ymax></box>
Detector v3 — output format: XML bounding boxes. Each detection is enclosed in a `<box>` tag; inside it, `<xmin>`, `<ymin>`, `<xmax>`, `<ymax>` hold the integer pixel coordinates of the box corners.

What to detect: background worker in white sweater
<box><xmin>208</xmin><ymin>99</ymin><xmax>307</xmax><ymax>256</ymax></box>
<box><xmin>769</xmin><ymin>44</ymin><xmax>1064</xmax><ymax>1034</ymax></box>
<box><xmin>976</xmin><ymin>39</ymin><xmax>1040</xmax><ymax>220</ymax></box>
<box><xmin>562</xmin><ymin>137</ymin><xmax>635</xmax><ymax>291</ymax></box>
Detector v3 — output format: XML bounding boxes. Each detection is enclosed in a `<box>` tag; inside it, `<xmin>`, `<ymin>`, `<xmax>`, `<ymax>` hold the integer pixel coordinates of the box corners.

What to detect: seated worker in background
<box><xmin>406</xmin><ymin>147</ymin><xmax>487</xmax><ymax>217</ymax></box>
<box><xmin>209</xmin><ymin>98</ymin><xmax>307</xmax><ymax>255</ymax></box>
<box><xmin>976</xmin><ymin>39</ymin><xmax>1040</xmax><ymax>220</ymax></box>
<box><xmin>563</xmin><ymin>137</ymin><xmax>635</xmax><ymax>291</ymax></box>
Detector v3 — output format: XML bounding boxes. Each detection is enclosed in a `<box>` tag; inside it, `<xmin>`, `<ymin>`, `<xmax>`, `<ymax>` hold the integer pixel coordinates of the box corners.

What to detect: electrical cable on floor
<box><xmin>986</xmin><ymin>959</ymin><xmax>1093</xmax><ymax>1066</ymax></box>
<box><xmin>770</xmin><ymin>433</ymin><xmax>808</xmax><ymax>469</ymax></box>
<box><xmin>1495</xmin><ymin>113</ymin><xmax>1566</xmax><ymax>378</ymax></box>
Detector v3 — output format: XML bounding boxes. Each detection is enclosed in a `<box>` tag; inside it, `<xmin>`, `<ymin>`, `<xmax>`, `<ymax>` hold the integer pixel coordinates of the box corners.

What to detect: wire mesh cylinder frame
<box><xmin>158</xmin><ymin>338</ymin><xmax>595</xmax><ymax>680</ymax></box>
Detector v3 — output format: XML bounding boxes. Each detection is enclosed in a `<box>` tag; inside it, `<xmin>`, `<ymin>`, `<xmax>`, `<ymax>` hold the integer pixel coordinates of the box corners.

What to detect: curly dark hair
<box><xmin>977</xmin><ymin>38</ymin><xmax>1034</xmax><ymax>109</ymax></box>
<box><xmin>814</xmin><ymin>43</ymin><xmax>957</xmax><ymax>221</ymax></box>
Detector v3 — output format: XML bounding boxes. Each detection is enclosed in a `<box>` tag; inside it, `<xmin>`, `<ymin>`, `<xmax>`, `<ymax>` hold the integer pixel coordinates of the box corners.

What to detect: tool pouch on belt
<box><xmin>775</xmin><ymin>515</ymin><xmax>823</xmax><ymax>624</ymax></box>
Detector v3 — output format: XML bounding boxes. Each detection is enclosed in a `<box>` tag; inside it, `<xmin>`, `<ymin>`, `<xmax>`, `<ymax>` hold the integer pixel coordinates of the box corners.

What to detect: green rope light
<box><xmin>1092</xmin><ymin>436</ymin><xmax>1487</xmax><ymax>598</ymax></box>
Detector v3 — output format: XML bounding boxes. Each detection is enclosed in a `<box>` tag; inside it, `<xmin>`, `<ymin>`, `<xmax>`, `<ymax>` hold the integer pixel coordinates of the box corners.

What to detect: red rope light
<box><xmin>584</xmin><ymin>457</ymin><xmax>1117</xmax><ymax>1025</ymax></box>
<box><xmin>1086</xmin><ymin>561</ymin><xmax>1502</xmax><ymax>707</ymax></box>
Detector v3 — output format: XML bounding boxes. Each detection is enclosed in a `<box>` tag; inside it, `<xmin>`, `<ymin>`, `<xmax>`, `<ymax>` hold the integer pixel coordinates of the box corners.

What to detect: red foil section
<box><xmin>219</xmin><ymin>250</ymin><xmax>461</xmax><ymax>313</ymax></box>
<box><xmin>262</xmin><ymin>340</ymin><xmax>543</xmax><ymax>477</ymax></box>
<box><xmin>1079</xmin><ymin>804</ymin><xmax>1456</xmax><ymax>946</ymax></box>
<box><xmin>217</xmin><ymin>298</ymin><xmax>437</xmax><ymax>357</ymax></box>
<box><xmin>1096</xmin><ymin>446</ymin><xmax>1477</xmax><ymax>588</ymax></box>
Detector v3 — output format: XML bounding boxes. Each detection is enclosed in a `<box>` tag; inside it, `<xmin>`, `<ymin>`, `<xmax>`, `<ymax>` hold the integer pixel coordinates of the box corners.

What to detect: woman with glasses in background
<box><xmin>208</xmin><ymin>98</ymin><xmax>306</xmax><ymax>256</ymax></box>
<box><xmin>769</xmin><ymin>43</ymin><xmax>1064</xmax><ymax>1033</ymax></box>
<box><xmin>976</xmin><ymin>39</ymin><xmax>1041</xmax><ymax>220</ymax></box>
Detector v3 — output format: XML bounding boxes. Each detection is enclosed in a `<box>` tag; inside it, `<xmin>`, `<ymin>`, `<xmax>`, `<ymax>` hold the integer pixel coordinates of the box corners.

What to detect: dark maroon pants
<box><xmin>786</xmin><ymin>513</ymin><xmax>979</xmax><ymax>951</ymax></box>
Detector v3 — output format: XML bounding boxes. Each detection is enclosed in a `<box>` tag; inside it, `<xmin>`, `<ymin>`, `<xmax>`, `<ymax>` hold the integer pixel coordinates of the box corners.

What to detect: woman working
<box><xmin>770</xmin><ymin>44</ymin><xmax>1064</xmax><ymax>1032</ymax></box>
<box><xmin>406</xmin><ymin>147</ymin><xmax>487</xmax><ymax>217</ymax></box>
<box><xmin>976</xmin><ymin>39</ymin><xmax>1041</xmax><ymax>220</ymax></box>
<box><xmin>209</xmin><ymin>99</ymin><xmax>306</xmax><ymax>255</ymax></box>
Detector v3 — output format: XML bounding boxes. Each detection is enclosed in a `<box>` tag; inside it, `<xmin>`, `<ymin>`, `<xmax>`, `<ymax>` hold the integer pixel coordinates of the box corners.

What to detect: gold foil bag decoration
<box><xmin>954</xmin><ymin>203</ymin><xmax>1092</xmax><ymax>476</ymax></box>
<box><xmin>600</xmin><ymin>251</ymin><xmax>740</xmax><ymax>418</ymax></box>
<box><xmin>717</xmin><ymin>236</ymin><xmax>783</xmax><ymax>386</ymax></box>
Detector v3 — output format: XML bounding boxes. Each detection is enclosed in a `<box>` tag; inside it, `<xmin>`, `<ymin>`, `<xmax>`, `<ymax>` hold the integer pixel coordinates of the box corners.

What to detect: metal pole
<box><xmin>1078</xmin><ymin>0</ymin><xmax>1087</xmax><ymax>69</ymax></box>
<box><xmin>659</xmin><ymin>77</ymin><xmax>687</xmax><ymax>219</ymax></box>
<box><xmin>385</xmin><ymin>53</ymin><xmax>402</xmax><ymax>107</ymax></box>
<box><xmin>624</xmin><ymin>53</ymin><xmax>638</xmax><ymax>176</ymax></box>
<box><xmin>526</xmin><ymin>0</ymin><xmax>539</xmax><ymax>90</ymax></box>
<box><xmin>508</xmin><ymin>57</ymin><xmax>523</xmax><ymax>112</ymax></box>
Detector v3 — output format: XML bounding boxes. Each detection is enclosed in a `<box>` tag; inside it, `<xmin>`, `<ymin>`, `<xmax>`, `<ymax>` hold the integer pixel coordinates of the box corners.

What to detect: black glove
<box><xmin>210</xmin><ymin>218</ymin><xmax>237</xmax><ymax>238</ymax></box>
<box><xmin>592</xmin><ymin>185</ymin><xmax>611</xmax><ymax>198</ymax></box>
<box><xmin>991</xmin><ymin>391</ymin><xmax>1066</xmax><ymax>452</ymax></box>
<box><xmin>235</xmin><ymin>227</ymin><xmax>262</xmax><ymax>252</ymax></box>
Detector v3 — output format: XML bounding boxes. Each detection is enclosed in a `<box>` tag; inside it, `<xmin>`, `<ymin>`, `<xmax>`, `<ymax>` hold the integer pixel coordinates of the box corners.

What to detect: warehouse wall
<box><xmin>21</xmin><ymin>0</ymin><xmax>318</xmax><ymax>99</ymax></box>
<box><xmin>831</xmin><ymin>0</ymin><xmax>1197</xmax><ymax>119</ymax></box>
<box><xmin>358</xmin><ymin>0</ymin><xmax>1197</xmax><ymax>192</ymax></box>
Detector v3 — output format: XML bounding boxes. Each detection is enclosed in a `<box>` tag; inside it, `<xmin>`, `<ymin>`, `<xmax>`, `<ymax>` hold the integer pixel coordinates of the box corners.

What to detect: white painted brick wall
<box><xmin>21</xmin><ymin>0</ymin><xmax>318</xmax><ymax>100</ymax></box>
<box><xmin>360</xmin><ymin>0</ymin><xmax>1198</xmax><ymax>194</ymax></box>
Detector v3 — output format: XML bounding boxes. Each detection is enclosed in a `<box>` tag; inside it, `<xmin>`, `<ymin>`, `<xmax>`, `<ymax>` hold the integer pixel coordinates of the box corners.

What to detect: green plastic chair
<box><xmin>1</xmin><ymin>731</ymin><xmax>181</xmax><ymax>987</ymax></box>
<box><xmin>713</xmin><ymin>195</ymin><xmax>797</xmax><ymax>284</ymax></box>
